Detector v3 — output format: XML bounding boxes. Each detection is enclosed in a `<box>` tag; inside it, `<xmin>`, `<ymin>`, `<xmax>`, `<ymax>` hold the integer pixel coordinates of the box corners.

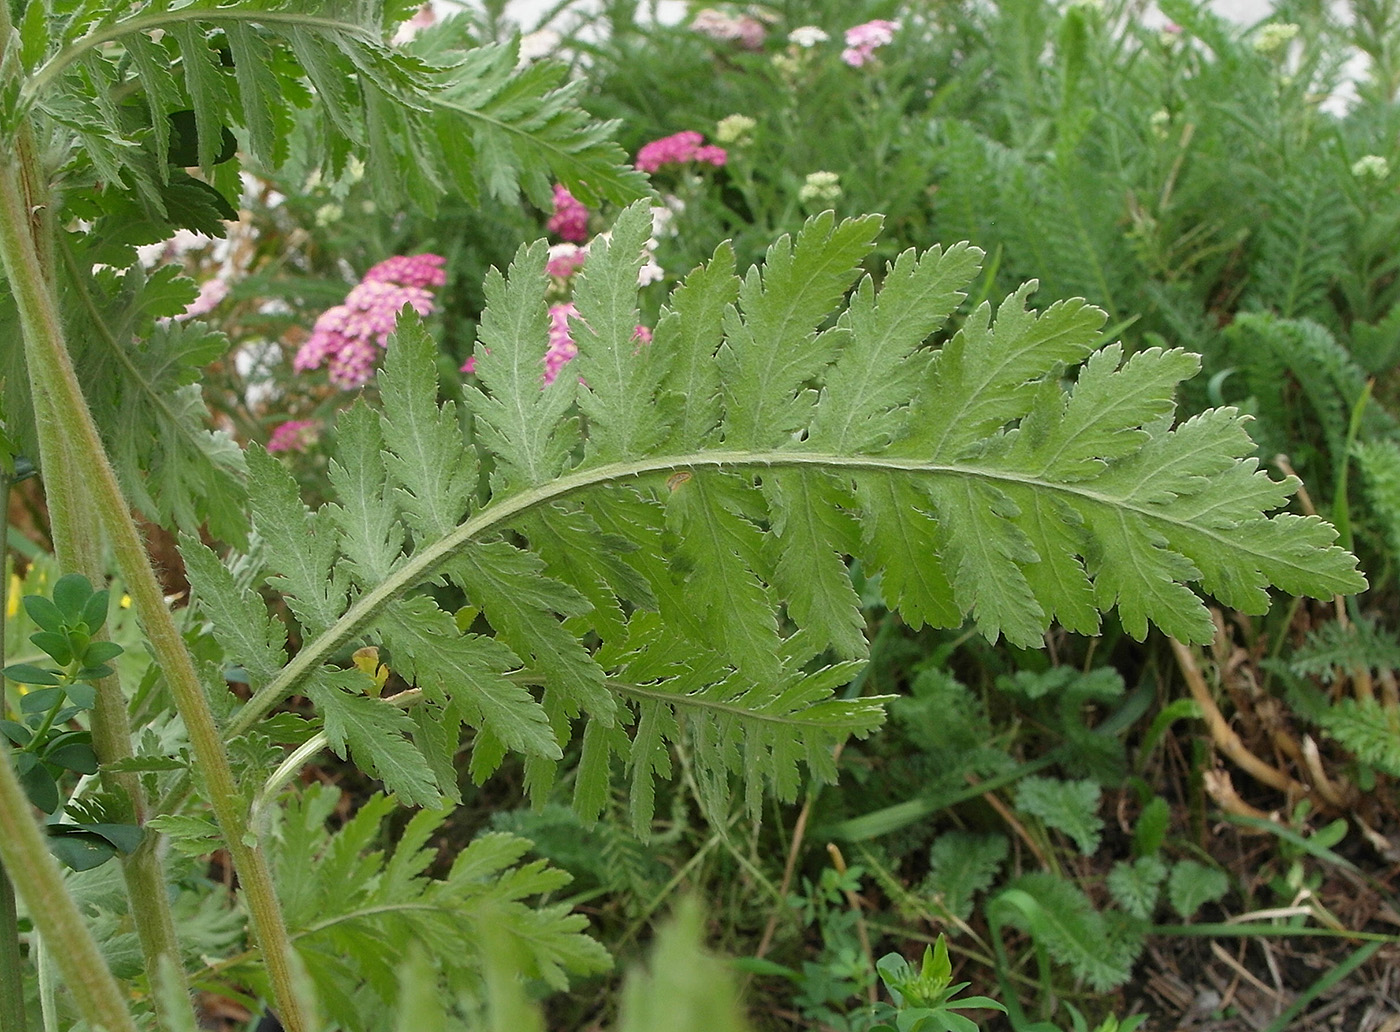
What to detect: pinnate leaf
<box><xmin>190</xmin><ymin>211</ymin><xmax>1362</xmax><ymax>836</ymax></box>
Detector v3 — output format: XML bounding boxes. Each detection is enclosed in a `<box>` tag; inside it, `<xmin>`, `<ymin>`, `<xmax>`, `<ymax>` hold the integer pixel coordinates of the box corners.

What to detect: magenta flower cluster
<box><xmin>457</xmin><ymin>305</ymin><xmax>579</xmax><ymax>383</ymax></box>
<box><xmin>266</xmin><ymin>419</ymin><xmax>319</xmax><ymax>454</ymax></box>
<box><xmin>545</xmin><ymin>303</ymin><xmax>580</xmax><ymax>384</ymax></box>
<box><xmin>294</xmin><ymin>254</ymin><xmax>447</xmax><ymax>389</ymax></box>
<box><xmin>842</xmin><ymin>19</ymin><xmax>899</xmax><ymax>66</ymax></box>
<box><xmin>461</xmin><ymin>304</ymin><xmax>652</xmax><ymax>384</ymax></box>
<box><xmin>546</xmin><ymin>243</ymin><xmax>588</xmax><ymax>279</ymax></box>
<box><xmin>636</xmin><ymin>131</ymin><xmax>727</xmax><ymax>174</ymax></box>
<box><xmin>547</xmin><ymin>184</ymin><xmax>590</xmax><ymax>243</ymax></box>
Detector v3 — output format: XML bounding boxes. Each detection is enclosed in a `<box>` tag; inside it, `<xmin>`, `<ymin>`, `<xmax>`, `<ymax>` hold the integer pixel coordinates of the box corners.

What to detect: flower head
<box><xmin>788</xmin><ymin>25</ymin><xmax>829</xmax><ymax>47</ymax></box>
<box><xmin>294</xmin><ymin>254</ymin><xmax>446</xmax><ymax>389</ymax></box>
<box><xmin>799</xmin><ymin>170</ymin><xmax>842</xmax><ymax>205</ymax></box>
<box><xmin>1352</xmin><ymin>154</ymin><xmax>1391</xmax><ymax>181</ymax></box>
<box><xmin>842</xmin><ymin>18</ymin><xmax>899</xmax><ymax>66</ymax></box>
<box><xmin>690</xmin><ymin>8</ymin><xmax>766</xmax><ymax>49</ymax></box>
<box><xmin>547</xmin><ymin>184</ymin><xmax>591</xmax><ymax>243</ymax></box>
<box><xmin>1252</xmin><ymin>22</ymin><xmax>1299</xmax><ymax>56</ymax></box>
<box><xmin>636</xmin><ymin>131</ymin><xmax>728</xmax><ymax>173</ymax></box>
<box><xmin>716</xmin><ymin>114</ymin><xmax>757</xmax><ymax>146</ymax></box>
<box><xmin>267</xmin><ymin>419</ymin><xmax>319</xmax><ymax>454</ymax></box>
<box><xmin>362</xmin><ymin>253</ymin><xmax>447</xmax><ymax>289</ymax></box>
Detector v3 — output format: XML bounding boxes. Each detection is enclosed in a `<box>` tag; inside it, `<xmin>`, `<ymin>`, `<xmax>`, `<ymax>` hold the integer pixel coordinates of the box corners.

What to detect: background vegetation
<box><xmin>4</xmin><ymin>0</ymin><xmax>1400</xmax><ymax>1030</ymax></box>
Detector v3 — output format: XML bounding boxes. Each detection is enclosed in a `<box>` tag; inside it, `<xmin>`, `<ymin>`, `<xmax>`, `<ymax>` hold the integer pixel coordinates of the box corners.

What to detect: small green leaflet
<box><xmin>304</xmin><ymin>669</ymin><xmax>440</xmax><ymax>809</ymax></box>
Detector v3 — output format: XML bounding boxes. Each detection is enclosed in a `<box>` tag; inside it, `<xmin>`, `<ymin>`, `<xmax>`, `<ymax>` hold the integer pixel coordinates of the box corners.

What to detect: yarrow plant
<box><xmin>1252</xmin><ymin>21</ymin><xmax>1300</xmax><ymax>56</ymax></box>
<box><xmin>547</xmin><ymin>242</ymin><xmax>588</xmax><ymax>278</ymax></box>
<box><xmin>715</xmin><ymin>114</ymin><xmax>758</xmax><ymax>147</ymax></box>
<box><xmin>842</xmin><ymin>19</ymin><xmax>900</xmax><ymax>67</ymax></box>
<box><xmin>636</xmin><ymin>131</ymin><xmax>728</xmax><ymax>173</ymax></box>
<box><xmin>800</xmin><ymin>170</ymin><xmax>843</xmax><ymax>206</ymax></box>
<box><xmin>548</xmin><ymin>184</ymin><xmax>591</xmax><ymax>243</ymax></box>
<box><xmin>293</xmin><ymin>253</ymin><xmax>447</xmax><ymax>388</ymax></box>
<box><xmin>1352</xmin><ymin>154</ymin><xmax>1391</xmax><ymax>181</ymax></box>
<box><xmin>266</xmin><ymin>419</ymin><xmax>319</xmax><ymax>454</ymax></box>
<box><xmin>690</xmin><ymin>7</ymin><xmax>766</xmax><ymax>49</ymax></box>
<box><xmin>788</xmin><ymin>25</ymin><xmax>830</xmax><ymax>48</ymax></box>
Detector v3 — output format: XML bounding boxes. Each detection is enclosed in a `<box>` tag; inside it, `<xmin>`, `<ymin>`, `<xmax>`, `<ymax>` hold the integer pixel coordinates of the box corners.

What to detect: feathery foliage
<box><xmin>178</xmin><ymin>203</ymin><xmax>1361</xmax><ymax>836</ymax></box>
<box><xmin>924</xmin><ymin>832</ymin><xmax>1009</xmax><ymax>923</ymax></box>
<box><xmin>1245</xmin><ymin>151</ymin><xmax>1352</xmax><ymax>322</ymax></box>
<box><xmin>1316</xmin><ymin>698</ymin><xmax>1400</xmax><ymax>777</ymax></box>
<box><xmin>255</xmin><ymin>784</ymin><xmax>610</xmax><ymax>1030</ymax></box>
<box><xmin>990</xmin><ymin>873</ymin><xmax>1141</xmax><ymax>991</ymax></box>
<box><xmin>7</xmin><ymin>0</ymin><xmax>645</xmax><ymax>213</ymax></box>
<box><xmin>1014</xmin><ymin>776</ymin><xmax>1104</xmax><ymax>855</ymax></box>
<box><xmin>0</xmin><ymin>0</ymin><xmax>646</xmax><ymax>546</ymax></box>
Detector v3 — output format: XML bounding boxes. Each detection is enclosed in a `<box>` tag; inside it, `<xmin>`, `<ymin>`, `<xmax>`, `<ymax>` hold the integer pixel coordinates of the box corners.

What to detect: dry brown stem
<box><xmin>1172</xmin><ymin>638</ymin><xmax>1307</xmax><ymax>800</ymax></box>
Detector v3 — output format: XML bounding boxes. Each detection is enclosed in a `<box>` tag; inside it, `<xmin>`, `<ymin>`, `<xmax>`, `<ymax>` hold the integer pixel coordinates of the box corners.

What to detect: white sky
<box><xmin>484</xmin><ymin>0</ymin><xmax>1289</xmax><ymax>32</ymax></box>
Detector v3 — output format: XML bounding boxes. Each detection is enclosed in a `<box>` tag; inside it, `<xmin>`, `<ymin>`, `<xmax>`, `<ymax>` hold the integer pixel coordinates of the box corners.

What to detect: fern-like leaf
<box><xmin>991</xmin><ymin>873</ymin><xmax>1141</xmax><ymax>990</ymax></box>
<box><xmin>1014</xmin><ymin>776</ymin><xmax>1103</xmax><ymax>855</ymax></box>
<box><xmin>1318</xmin><ymin>698</ymin><xmax>1400</xmax><ymax>777</ymax></box>
<box><xmin>1246</xmin><ymin>153</ymin><xmax>1350</xmax><ymax>321</ymax></box>
<box><xmin>194</xmin><ymin>207</ymin><xmax>1362</xmax><ymax>827</ymax></box>
<box><xmin>19</xmin><ymin>1</ymin><xmax>646</xmax><ymax>213</ymax></box>
<box><xmin>1289</xmin><ymin>615</ymin><xmax>1400</xmax><ymax>685</ymax></box>
<box><xmin>1355</xmin><ymin>438</ymin><xmax>1400</xmax><ymax>557</ymax></box>
<box><xmin>924</xmin><ymin>831</ymin><xmax>1008</xmax><ymax>922</ymax></box>
<box><xmin>259</xmin><ymin>785</ymin><xmax>611</xmax><ymax>1031</ymax></box>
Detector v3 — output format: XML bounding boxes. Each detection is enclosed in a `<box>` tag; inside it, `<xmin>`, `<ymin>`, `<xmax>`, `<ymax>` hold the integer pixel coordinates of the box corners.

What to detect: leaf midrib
<box><xmin>231</xmin><ymin>448</ymin><xmax>1313</xmax><ymax>737</ymax></box>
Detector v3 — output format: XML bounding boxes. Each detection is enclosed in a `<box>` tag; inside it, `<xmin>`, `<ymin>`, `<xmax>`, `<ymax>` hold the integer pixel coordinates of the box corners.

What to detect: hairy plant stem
<box><xmin>0</xmin><ymin>480</ymin><xmax>29</xmax><ymax>1032</ymax></box>
<box><xmin>0</xmin><ymin>103</ymin><xmax>307</xmax><ymax>1032</ymax></box>
<box><xmin>0</xmin><ymin>866</ymin><xmax>22</xmax><ymax>1032</ymax></box>
<box><xmin>0</xmin><ymin>737</ymin><xmax>137</xmax><ymax>1031</ymax></box>
<box><xmin>0</xmin><ymin>84</ymin><xmax>199</xmax><ymax>1027</ymax></box>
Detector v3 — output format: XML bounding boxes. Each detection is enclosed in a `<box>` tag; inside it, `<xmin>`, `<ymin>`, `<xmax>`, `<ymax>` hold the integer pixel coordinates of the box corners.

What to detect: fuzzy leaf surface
<box><xmin>204</xmin><ymin>209</ymin><xmax>1362</xmax><ymax>827</ymax></box>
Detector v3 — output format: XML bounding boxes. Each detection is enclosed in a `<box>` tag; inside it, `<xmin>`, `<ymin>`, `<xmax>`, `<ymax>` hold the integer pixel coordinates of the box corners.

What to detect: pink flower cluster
<box><xmin>461</xmin><ymin>307</ymin><xmax>653</xmax><ymax>385</ymax></box>
<box><xmin>841</xmin><ymin>19</ymin><xmax>899</xmax><ymax>67</ymax></box>
<box><xmin>266</xmin><ymin>419</ymin><xmax>319</xmax><ymax>454</ymax></box>
<box><xmin>547</xmin><ymin>184</ymin><xmax>590</xmax><ymax>243</ymax></box>
<box><xmin>177</xmin><ymin>278</ymin><xmax>229</xmax><ymax>321</ymax></box>
<box><xmin>636</xmin><ymin>131</ymin><xmax>727</xmax><ymax>174</ymax></box>
<box><xmin>546</xmin><ymin>243</ymin><xmax>588</xmax><ymax>279</ymax></box>
<box><xmin>690</xmin><ymin>8</ymin><xmax>766</xmax><ymax>49</ymax></box>
<box><xmin>545</xmin><ymin>303</ymin><xmax>580</xmax><ymax>384</ymax></box>
<box><xmin>294</xmin><ymin>254</ymin><xmax>446</xmax><ymax>389</ymax></box>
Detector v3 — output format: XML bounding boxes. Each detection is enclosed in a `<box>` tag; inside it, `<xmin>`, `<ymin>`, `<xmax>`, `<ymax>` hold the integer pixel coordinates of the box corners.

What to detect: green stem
<box><xmin>0</xmin><ymin>84</ymin><xmax>198</xmax><ymax>1032</ymax></box>
<box><xmin>0</xmin><ymin>734</ymin><xmax>139</xmax><ymax>1032</ymax></box>
<box><xmin>0</xmin><ymin>478</ymin><xmax>28</xmax><ymax>1032</ymax></box>
<box><xmin>1332</xmin><ymin>378</ymin><xmax>1372</xmax><ymax>554</ymax></box>
<box><xmin>0</xmin><ymin>111</ymin><xmax>308</xmax><ymax>1032</ymax></box>
<box><xmin>0</xmin><ymin>867</ymin><xmax>23</xmax><ymax>1032</ymax></box>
